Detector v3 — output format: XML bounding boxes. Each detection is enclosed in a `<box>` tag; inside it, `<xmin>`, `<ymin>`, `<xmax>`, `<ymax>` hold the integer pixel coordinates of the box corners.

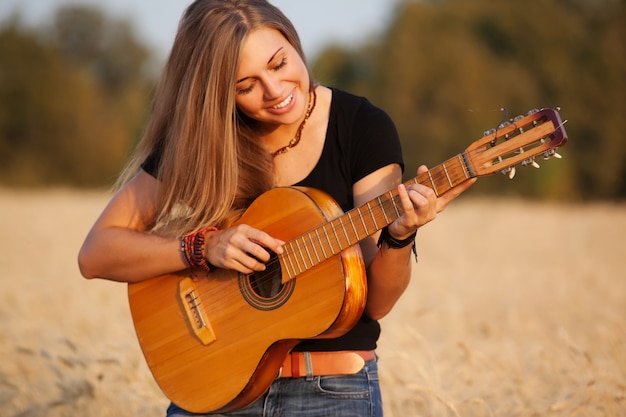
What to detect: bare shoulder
<box><xmin>353</xmin><ymin>164</ymin><xmax>403</xmax><ymax>207</ymax></box>
<box><xmin>96</xmin><ymin>171</ymin><xmax>161</xmax><ymax>231</ymax></box>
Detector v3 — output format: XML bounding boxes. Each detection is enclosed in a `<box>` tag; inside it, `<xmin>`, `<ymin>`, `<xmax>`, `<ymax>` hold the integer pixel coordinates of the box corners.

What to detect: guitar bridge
<box><xmin>179</xmin><ymin>277</ymin><xmax>216</xmax><ymax>346</ymax></box>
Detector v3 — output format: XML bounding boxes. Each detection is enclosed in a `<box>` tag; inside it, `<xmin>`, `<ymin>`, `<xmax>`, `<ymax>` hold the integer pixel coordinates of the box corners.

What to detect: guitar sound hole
<box><xmin>239</xmin><ymin>251</ymin><xmax>295</xmax><ymax>311</ymax></box>
<box><xmin>249</xmin><ymin>252</ymin><xmax>282</xmax><ymax>298</ymax></box>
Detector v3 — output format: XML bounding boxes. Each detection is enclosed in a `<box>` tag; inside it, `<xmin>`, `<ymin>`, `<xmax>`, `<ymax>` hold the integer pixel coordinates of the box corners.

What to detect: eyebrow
<box><xmin>236</xmin><ymin>47</ymin><xmax>284</xmax><ymax>84</ymax></box>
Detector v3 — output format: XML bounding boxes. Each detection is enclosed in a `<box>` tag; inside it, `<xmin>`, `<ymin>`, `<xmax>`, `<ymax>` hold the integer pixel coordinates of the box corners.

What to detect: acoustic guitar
<box><xmin>128</xmin><ymin>107</ymin><xmax>568</xmax><ymax>413</ymax></box>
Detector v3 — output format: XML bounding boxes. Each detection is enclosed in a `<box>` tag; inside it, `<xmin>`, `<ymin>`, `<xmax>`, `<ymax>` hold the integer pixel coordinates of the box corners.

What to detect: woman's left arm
<box><xmin>354</xmin><ymin>163</ymin><xmax>475</xmax><ymax>320</ymax></box>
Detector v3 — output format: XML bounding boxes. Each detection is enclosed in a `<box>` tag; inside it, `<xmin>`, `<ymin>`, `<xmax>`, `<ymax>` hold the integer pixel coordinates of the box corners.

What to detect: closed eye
<box><xmin>236</xmin><ymin>51</ymin><xmax>287</xmax><ymax>96</ymax></box>
<box><xmin>237</xmin><ymin>82</ymin><xmax>255</xmax><ymax>95</ymax></box>
<box><xmin>272</xmin><ymin>56</ymin><xmax>287</xmax><ymax>71</ymax></box>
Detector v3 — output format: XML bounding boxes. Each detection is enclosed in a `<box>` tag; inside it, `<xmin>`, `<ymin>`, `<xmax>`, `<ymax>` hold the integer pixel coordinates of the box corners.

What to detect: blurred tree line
<box><xmin>314</xmin><ymin>0</ymin><xmax>625</xmax><ymax>200</ymax></box>
<box><xmin>0</xmin><ymin>6</ymin><xmax>152</xmax><ymax>187</ymax></box>
<box><xmin>0</xmin><ymin>0</ymin><xmax>624</xmax><ymax>200</ymax></box>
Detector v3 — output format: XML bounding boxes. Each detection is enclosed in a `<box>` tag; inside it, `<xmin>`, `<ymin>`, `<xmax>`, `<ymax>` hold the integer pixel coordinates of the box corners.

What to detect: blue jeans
<box><xmin>166</xmin><ymin>359</ymin><xmax>382</xmax><ymax>417</ymax></box>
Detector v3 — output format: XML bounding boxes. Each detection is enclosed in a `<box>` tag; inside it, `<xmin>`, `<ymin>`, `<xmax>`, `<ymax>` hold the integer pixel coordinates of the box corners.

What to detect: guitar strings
<box><xmin>185</xmin><ymin>192</ymin><xmax>402</xmax><ymax>310</ymax></box>
<box><xmin>181</xmin><ymin>116</ymin><xmax>561</xmax><ymax>313</ymax></box>
<box><xmin>186</xmin><ymin>158</ymin><xmax>473</xmax><ymax>307</ymax></box>
<box><xmin>183</xmin><ymin>144</ymin><xmax>512</xmax><ymax>306</ymax></box>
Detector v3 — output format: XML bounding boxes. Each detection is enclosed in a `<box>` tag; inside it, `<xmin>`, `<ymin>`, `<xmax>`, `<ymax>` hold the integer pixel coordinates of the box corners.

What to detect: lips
<box><xmin>272</xmin><ymin>93</ymin><xmax>293</xmax><ymax>110</ymax></box>
<box><xmin>264</xmin><ymin>88</ymin><xmax>300</xmax><ymax>117</ymax></box>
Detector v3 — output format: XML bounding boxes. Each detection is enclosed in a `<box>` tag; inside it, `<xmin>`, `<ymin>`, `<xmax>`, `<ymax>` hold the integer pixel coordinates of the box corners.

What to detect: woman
<box><xmin>78</xmin><ymin>0</ymin><xmax>474</xmax><ymax>415</ymax></box>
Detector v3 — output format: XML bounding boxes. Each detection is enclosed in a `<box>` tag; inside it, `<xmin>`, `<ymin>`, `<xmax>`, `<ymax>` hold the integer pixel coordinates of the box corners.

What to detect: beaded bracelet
<box><xmin>181</xmin><ymin>226</ymin><xmax>218</xmax><ymax>272</ymax></box>
<box><xmin>377</xmin><ymin>226</ymin><xmax>418</xmax><ymax>263</ymax></box>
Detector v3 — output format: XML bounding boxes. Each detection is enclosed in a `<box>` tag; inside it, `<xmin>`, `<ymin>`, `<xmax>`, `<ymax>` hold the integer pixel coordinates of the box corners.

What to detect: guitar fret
<box><xmin>330</xmin><ymin>221</ymin><xmax>342</xmax><ymax>250</ymax></box>
<box><xmin>308</xmin><ymin>232</ymin><xmax>322</xmax><ymax>264</ymax></box>
<box><xmin>427</xmin><ymin>170</ymin><xmax>439</xmax><ymax>196</ymax></box>
<box><xmin>302</xmin><ymin>236</ymin><xmax>314</xmax><ymax>266</ymax></box>
<box><xmin>323</xmin><ymin>224</ymin><xmax>336</xmax><ymax>254</ymax></box>
<box><xmin>338</xmin><ymin>217</ymin><xmax>350</xmax><ymax>247</ymax></box>
<box><xmin>457</xmin><ymin>154</ymin><xmax>470</xmax><ymax>180</ymax></box>
<box><xmin>377</xmin><ymin>196</ymin><xmax>390</xmax><ymax>224</ymax></box>
<box><xmin>366</xmin><ymin>202</ymin><xmax>379</xmax><ymax>230</ymax></box>
<box><xmin>347</xmin><ymin>213</ymin><xmax>360</xmax><ymax>242</ymax></box>
<box><xmin>315</xmin><ymin>229</ymin><xmax>328</xmax><ymax>259</ymax></box>
<box><xmin>356</xmin><ymin>207</ymin><xmax>369</xmax><ymax>237</ymax></box>
<box><xmin>442</xmin><ymin>162</ymin><xmax>453</xmax><ymax>188</ymax></box>
<box><xmin>293</xmin><ymin>240</ymin><xmax>305</xmax><ymax>273</ymax></box>
<box><xmin>284</xmin><ymin>246</ymin><xmax>297</xmax><ymax>279</ymax></box>
<box><xmin>389</xmin><ymin>191</ymin><xmax>401</xmax><ymax>218</ymax></box>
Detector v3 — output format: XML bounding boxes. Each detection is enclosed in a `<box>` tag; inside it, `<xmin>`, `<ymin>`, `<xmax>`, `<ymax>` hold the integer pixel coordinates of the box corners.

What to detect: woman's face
<box><xmin>235</xmin><ymin>28</ymin><xmax>310</xmax><ymax>128</ymax></box>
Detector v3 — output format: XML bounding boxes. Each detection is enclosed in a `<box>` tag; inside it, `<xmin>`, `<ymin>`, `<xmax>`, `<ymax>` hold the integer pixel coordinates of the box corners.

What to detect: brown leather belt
<box><xmin>279</xmin><ymin>350</ymin><xmax>376</xmax><ymax>378</ymax></box>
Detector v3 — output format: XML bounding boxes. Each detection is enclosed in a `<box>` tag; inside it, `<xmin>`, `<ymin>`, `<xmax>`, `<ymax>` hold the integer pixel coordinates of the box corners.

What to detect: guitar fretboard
<box><xmin>279</xmin><ymin>153</ymin><xmax>474</xmax><ymax>280</ymax></box>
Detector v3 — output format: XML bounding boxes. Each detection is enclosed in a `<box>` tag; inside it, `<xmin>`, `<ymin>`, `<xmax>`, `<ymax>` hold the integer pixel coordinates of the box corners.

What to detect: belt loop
<box><xmin>291</xmin><ymin>352</ymin><xmax>301</xmax><ymax>379</ymax></box>
<box><xmin>303</xmin><ymin>351</ymin><xmax>313</xmax><ymax>378</ymax></box>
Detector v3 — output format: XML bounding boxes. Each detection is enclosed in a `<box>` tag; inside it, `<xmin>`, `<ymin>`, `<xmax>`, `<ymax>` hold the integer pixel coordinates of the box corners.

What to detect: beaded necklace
<box><xmin>270</xmin><ymin>89</ymin><xmax>317</xmax><ymax>157</ymax></box>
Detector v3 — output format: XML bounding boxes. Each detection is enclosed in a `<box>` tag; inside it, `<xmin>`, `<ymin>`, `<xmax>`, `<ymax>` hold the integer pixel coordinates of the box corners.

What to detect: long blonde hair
<box><xmin>118</xmin><ymin>0</ymin><xmax>312</xmax><ymax>237</ymax></box>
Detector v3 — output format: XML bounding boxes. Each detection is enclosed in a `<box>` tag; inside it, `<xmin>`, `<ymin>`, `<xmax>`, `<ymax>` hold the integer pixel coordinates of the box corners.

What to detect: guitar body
<box><xmin>128</xmin><ymin>187</ymin><xmax>368</xmax><ymax>413</ymax></box>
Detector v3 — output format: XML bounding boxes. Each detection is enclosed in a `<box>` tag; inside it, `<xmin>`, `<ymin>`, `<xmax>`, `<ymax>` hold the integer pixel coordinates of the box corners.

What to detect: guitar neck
<box><xmin>279</xmin><ymin>153</ymin><xmax>473</xmax><ymax>281</ymax></box>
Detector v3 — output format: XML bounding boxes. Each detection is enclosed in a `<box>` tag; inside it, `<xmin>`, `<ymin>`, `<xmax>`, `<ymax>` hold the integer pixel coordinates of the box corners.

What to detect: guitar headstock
<box><xmin>466</xmin><ymin>108</ymin><xmax>568</xmax><ymax>179</ymax></box>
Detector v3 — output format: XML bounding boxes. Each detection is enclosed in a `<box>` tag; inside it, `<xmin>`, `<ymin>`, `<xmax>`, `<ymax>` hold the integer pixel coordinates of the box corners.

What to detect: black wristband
<box><xmin>377</xmin><ymin>226</ymin><xmax>416</xmax><ymax>249</ymax></box>
<box><xmin>377</xmin><ymin>226</ymin><xmax>418</xmax><ymax>263</ymax></box>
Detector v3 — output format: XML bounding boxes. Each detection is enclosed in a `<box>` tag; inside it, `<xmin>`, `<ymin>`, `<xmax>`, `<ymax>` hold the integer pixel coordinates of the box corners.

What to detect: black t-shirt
<box><xmin>292</xmin><ymin>89</ymin><xmax>403</xmax><ymax>351</ymax></box>
<box><xmin>142</xmin><ymin>88</ymin><xmax>403</xmax><ymax>351</ymax></box>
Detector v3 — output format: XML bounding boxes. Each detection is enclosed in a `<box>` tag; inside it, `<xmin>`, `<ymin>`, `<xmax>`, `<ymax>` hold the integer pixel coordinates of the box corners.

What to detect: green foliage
<box><xmin>312</xmin><ymin>0</ymin><xmax>626</xmax><ymax>200</ymax></box>
<box><xmin>1</xmin><ymin>1</ymin><xmax>624</xmax><ymax>200</ymax></box>
<box><xmin>0</xmin><ymin>6</ymin><xmax>153</xmax><ymax>187</ymax></box>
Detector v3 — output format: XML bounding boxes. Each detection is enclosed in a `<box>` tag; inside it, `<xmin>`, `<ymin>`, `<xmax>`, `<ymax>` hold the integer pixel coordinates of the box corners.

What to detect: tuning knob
<box><xmin>501</xmin><ymin>166</ymin><xmax>516</xmax><ymax>179</ymax></box>
<box><xmin>508</xmin><ymin>167</ymin><xmax>516</xmax><ymax>179</ymax></box>
<box><xmin>542</xmin><ymin>149</ymin><xmax>563</xmax><ymax>159</ymax></box>
<box><xmin>522</xmin><ymin>158</ymin><xmax>541</xmax><ymax>168</ymax></box>
<box><xmin>512</xmin><ymin>115</ymin><xmax>525</xmax><ymax>133</ymax></box>
<box><xmin>522</xmin><ymin>158</ymin><xmax>541</xmax><ymax>169</ymax></box>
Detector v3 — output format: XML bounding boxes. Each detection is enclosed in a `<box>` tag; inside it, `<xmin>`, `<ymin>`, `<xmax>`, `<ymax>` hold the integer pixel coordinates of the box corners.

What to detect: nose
<box><xmin>261</xmin><ymin>75</ymin><xmax>283</xmax><ymax>101</ymax></box>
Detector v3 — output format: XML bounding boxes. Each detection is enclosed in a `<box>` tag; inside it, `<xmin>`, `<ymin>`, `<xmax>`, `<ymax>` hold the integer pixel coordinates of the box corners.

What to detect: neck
<box><xmin>258</xmin><ymin>122</ymin><xmax>293</xmax><ymax>149</ymax></box>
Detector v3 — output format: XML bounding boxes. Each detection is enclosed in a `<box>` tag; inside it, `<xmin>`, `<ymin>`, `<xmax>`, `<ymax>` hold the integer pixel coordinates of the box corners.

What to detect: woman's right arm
<box><xmin>78</xmin><ymin>170</ymin><xmax>187</xmax><ymax>283</ymax></box>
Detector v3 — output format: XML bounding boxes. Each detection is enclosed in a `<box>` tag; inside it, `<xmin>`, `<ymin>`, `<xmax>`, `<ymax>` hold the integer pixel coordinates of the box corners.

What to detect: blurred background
<box><xmin>0</xmin><ymin>0</ymin><xmax>624</xmax><ymax>200</ymax></box>
<box><xmin>1</xmin><ymin>3</ymin><xmax>624</xmax><ymax>416</ymax></box>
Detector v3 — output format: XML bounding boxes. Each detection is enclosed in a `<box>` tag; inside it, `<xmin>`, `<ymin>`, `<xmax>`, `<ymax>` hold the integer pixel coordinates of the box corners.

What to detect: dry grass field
<box><xmin>1</xmin><ymin>189</ymin><xmax>624</xmax><ymax>417</ymax></box>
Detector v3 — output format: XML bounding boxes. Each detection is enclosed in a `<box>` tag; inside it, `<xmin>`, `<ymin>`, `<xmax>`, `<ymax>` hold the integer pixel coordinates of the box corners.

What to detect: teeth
<box><xmin>273</xmin><ymin>94</ymin><xmax>293</xmax><ymax>109</ymax></box>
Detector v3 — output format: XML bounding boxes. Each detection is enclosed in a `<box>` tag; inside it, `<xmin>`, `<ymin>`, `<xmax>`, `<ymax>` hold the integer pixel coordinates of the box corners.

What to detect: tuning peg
<box><xmin>522</xmin><ymin>157</ymin><xmax>540</xmax><ymax>169</ymax></box>
<box><xmin>542</xmin><ymin>149</ymin><xmax>563</xmax><ymax>159</ymax></box>
<box><xmin>500</xmin><ymin>166</ymin><xmax>516</xmax><ymax>179</ymax></box>
<box><xmin>508</xmin><ymin>167</ymin><xmax>516</xmax><ymax>179</ymax></box>
<box><xmin>512</xmin><ymin>115</ymin><xmax>525</xmax><ymax>133</ymax></box>
<box><xmin>484</xmin><ymin>128</ymin><xmax>498</xmax><ymax>147</ymax></box>
<box><xmin>528</xmin><ymin>108</ymin><xmax>541</xmax><ymax>126</ymax></box>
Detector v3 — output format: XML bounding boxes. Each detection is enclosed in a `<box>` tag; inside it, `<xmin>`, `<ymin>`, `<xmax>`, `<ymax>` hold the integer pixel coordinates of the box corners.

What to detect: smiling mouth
<box><xmin>272</xmin><ymin>93</ymin><xmax>293</xmax><ymax>110</ymax></box>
